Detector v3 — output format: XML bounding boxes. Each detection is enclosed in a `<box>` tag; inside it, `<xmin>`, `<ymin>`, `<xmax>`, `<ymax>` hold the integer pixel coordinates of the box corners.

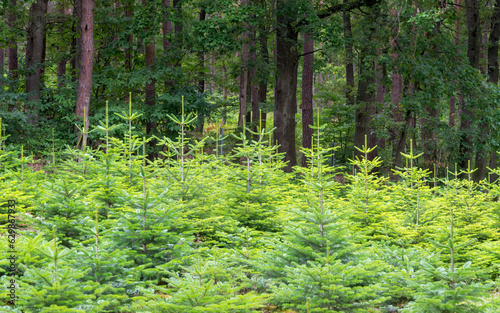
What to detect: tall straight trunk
<box><xmin>197</xmin><ymin>8</ymin><xmax>206</xmax><ymax>132</ymax></box>
<box><xmin>71</xmin><ymin>0</ymin><xmax>82</xmax><ymax>79</ymax></box>
<box><xmin>258</xmin><ymin>31</ymin><xmax>269</xmax><ymax>131</ymax></box>
<box><xmin>250</xmin><ymin>27</ymin><xmax>259</xmax><ymax>132</ymax></box>
<box><xmin>125</xmin><ymin>7</ymin><xmax>133</xmax><ymax>72</ymax></box>
<box><xmin>459</xmin><ymin>0</ymin><xmax>481</xmax><ymax>171</ymax></box>
<box><xmin>8</xmin><ymin>0</ymin><xmax>19</xmax><ymax>83</ymax></box>
<box><xmin>449</xmin><ymin>0</ymin><xmax>462</xmax><ymax>128</ymax></box>
<box><xmin>57</xmin><ymin>2</ymin><xmax>67</xmax><ymax>88</ymax></box>
<box><xmin>163</xmin><ymin>0</ymin><xmax>172</xmax><ymax>89</ymax></box>
<box><xmin>75</xmin><ymin>0</ymin><xmax>95</xmax><ymax>150</ymax></box>
<box><xmin>145</xmin><ymin>28</ymin><xmax>156</xmax><ymax>138</ymax></box>
<box><xmin>275</xmin><ymin>0</ymin><xmax>298</xmax><ymax>172</ymax></box>
<box><xmin>238</xmin><ymin>0</ymin><xmax>249</xmax><ymax>126</ymax></box>
<box><xmin>343</xmin><ymin>6</ymin><xmax>354</xmax><ymax>106</ymax></box>
<box><xmin>301</xmin><ymin>31</ymin><xmax>314</xmax><ymax>167</ymax></box>
<box><xmin>389</xmin><ymin>8</ymin><xmax>405</xmax><ymax>168</ymax></box>
<box><xmin>173</xmin><ymin>0</ymin><xmax>183</xmax><ymax>52</ymax></box>
<box><xmin>354</xmin><ymin>53</ymin><xmax>375</xmax><ymax>158</ymax></box>
<box><xmin>0</xmin><ymin>49</ymin><xmax>4</xmax><ymax>86</ymax></box>
<box><xmin>26</xmin><ymin>0</ymin><xmax>48</xmax><ymax>107</ymax></box>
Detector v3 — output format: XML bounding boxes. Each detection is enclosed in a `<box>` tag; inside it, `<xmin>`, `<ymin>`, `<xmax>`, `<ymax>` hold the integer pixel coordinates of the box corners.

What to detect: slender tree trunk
<box><xmin>75</xmin><ymin>0</ymin><xmax>95</xmax><ymax>150</ymax></box>
<box><xmin>0</xmin><ymin>49</ymin><xmax>4</xmax><ymax>86</ymax></box>
<box><xmin>238</xmin><ymin>0</ymin><xmax>249</xmax><ymax>126</ymax></box>
<box><xmin>163</xmin><ymin>0</ymin><xmax>172</xmax><ymax>89</ymax></box>
<box><xmin>8</xmin><ymin>0</ymin><xmax>19</xmax><ymax>84</ymax></box>
<box><xmin>250</xmin><ymin>26</ymin><xmax>259</xmax><ymax>132</ymax></box>
<box><xmin>275</xmin><ymin>0</ymin><xmax>298</xmax><ymax>172</ymax></box>
<box><xmin>460</xmin><ymin>0</ymin><xmax>481</xmax><ymax>171</ymax></box>
<box><xmin>301</xmin><ymin>31</ymin><xmax>314</xmax><ymax>167</ymax></box>
<box><xmin>197</xmin><ymin>8</ymin><xmax>206</xmax><ymax>132</ymax></box>
<box><xmin>145</xmin><ymin>29</ymin><xmax>156</xmax><ymax>139</ymax></box>
<box><xmin>26</xmin><ymin>0</ymin><xmax>48</xmax><ymax>110</ymax></box>
<box><xmin>57</xmin><ymin>2</ymin><xmax>68</xmax><ymax>88</ymax></box>
<box><xmin>343</xmin><ymin>7</ymin><xmax>354</xmax><ymax>106</ymax></box>
<box><xmin>258</xmin><ymin>31</ymin><xmax>269</xmax><ymax>131</ymax></box>
<box><xmin>125</xmin><ymin>6</ymin><xmax>133</xmax><ymax>72</ymax></box>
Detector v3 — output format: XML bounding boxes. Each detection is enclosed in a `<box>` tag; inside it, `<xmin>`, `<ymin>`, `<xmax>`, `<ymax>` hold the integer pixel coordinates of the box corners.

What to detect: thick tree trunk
<box><xmin>75</xmin><ymin>0</ymin><xmax>94</xmax><ymax>150</ymax></box>
<box><xmin>301</xmin><ymin>31</ymin><xmax>314</xmax><ymax>167</ymax></box>
<box><xmin>459</xmin><ymin>0</ymin><xmax>481</xmax><ymax>171</ymax></box>
<box><xmin>8</xmin><ymin>0</ymin><xmax>19</xmax><ymax>83</ymax></box>
<box><xmin>275</xmin><ymin>0</ymin><xmax>298</xmax><ymax>172</ymax></box>
<box><xmin>353</xmin><ymin>55</ymin><xmax>375</xmax><ymax>159</ymax></box>
<box><xmin>26</xmin><ymin>0</ymin><xmax>48</xmax><ymax>107</ymax></box>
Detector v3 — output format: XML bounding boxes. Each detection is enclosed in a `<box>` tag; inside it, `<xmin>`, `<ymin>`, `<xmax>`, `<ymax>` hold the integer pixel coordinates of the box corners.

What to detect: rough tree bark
<box><xmin>301</xmin><ymin>30</ymin><xmax>314</xmax><ymax>167</ymax></box>
<box><xmin>0</xmin><ymin>49</ymin><xmax>4</xmax><ymax>86</ymax></box>
<box><xmin>343</xmin><ymin>5</ymin><xmax>354</xmax><ymax>106</ymax></box>
<box><xmin>238</xmin><ymin>0</ymin><xmax>249</xmax><ymax>126</ymax></box>
<box><xmin>75</xmin><ymin>0</ymin><xmax>94</xmax><ymax>150</ymax></box>
<box><xmin>26</xmin><ymin>0</ymin><xmax>48</xmax><ymax>108</ymax></box>
<box><xmin>258</xmin><ymin>31</ymin><xmax>269</xmax><ymax>131</ymax></box>
<box><xmin>275</xmin><ymin>0</ymin><xmax>299</xmax><ymax>172</ymax></box>
<box><xmin>8</xmin><ymin>0</ymin><xmax>19</xmax><ymax>83</ymax></box>
<box><xmin>163</xmin><ymin>0</ymin><xmax>172</xmax><ymax>89</ymax></box>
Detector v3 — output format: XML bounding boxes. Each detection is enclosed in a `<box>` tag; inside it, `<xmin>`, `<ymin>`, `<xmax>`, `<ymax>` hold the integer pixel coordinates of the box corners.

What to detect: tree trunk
<box><xmin>275</xmin><ymin>0</ymin><xmax>298</xmax><ymax>172</ymax></box>
<box><xmin>197</xmin><ymin>8</ymin><xmax>206</xmax><ymax>132</ymax></box>
<box><xmin>75</xmin><ymin>0</ymin><xmax>95</xmax><ymax>150</ymax></box>
<box><xmin>163</xmin><ymin>0</ymin><xmax>172</xmax><ymax>89</ymax></box>
<box><xmin>8</xmin><ymin>0</ymin><xmax>19</xmax><ymax>83</ymax></box>
<box><xmin>353</xmin><ymin>54</ymin><xmax>375</xmax><ymax>159</ymax></box>
<box><xmin>57</xmin><ymin>2</ymin><xmax>68</xmax><ymax>88</ymax></box>
<box><xmin>343</xmin><ymin>6</ymin><xmax>354</xmax><ymax>106</ymax></box>
<box><xmin>125</xmin><ymin>6</ymin><xmax>133</xmax><ymax>72</ymax></box>
<box><xmin>258</xmin><ymin>31</ymin><xmax>269</xmax><ymax>132</ymax></box>
<box><xmin>26</xmin><ymin>0</ymin><xmax>48</xmax><ymax>109</ymax></box>
<box><xmin>0</xmin><ymin>49</ymin><xmax>4</xmax><ymax>86</ymax></box>
<box><xmin>238</xmin><ymin>0</ymin><xmax>249</xmax><ymax>126</ymax></box>
<box><xmin>459</xmin><ymin>0</ymin><xmax>481</xmax><ymax>171</ymax></box>
<box><xmin>301</xmin><ymin>31</ymin><xmax>314</xmax><ymax>167</ymax></box>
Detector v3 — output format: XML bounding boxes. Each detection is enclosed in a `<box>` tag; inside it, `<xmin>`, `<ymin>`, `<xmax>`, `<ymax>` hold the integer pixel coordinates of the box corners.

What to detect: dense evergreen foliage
<box><xmin>1</xmin><ymin>106</ymin><xmax>500</xmax><ymax>312</ymax></box>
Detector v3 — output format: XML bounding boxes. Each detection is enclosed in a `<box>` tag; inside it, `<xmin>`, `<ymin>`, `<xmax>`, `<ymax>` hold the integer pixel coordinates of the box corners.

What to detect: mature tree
<box><xmin>7</xmin><ymin>0</ymin><xmax>18</xmax><ymax>82</ymax></box>
<box><xmin>75</xmin><ymin>0</ymin><xmax>95</xmax><ymax>149</ymax></box>
<box><xmin>301</xmin><ymin>30</ymin><xmax>314</xmax><ymax>167</ymax></box>
<box><xmin>26</xmin><ymin>0</ymin><xmax>48</xmax><ymax>108</ymax></box>
<box><xmin>274</xmin><ymin>0</ymin><xmax>299</xmax><ymax>172</ymax></box>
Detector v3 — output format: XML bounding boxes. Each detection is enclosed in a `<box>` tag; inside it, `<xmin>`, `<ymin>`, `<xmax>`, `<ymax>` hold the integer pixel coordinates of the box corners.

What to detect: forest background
<box><xmin>1</xmin><ymin>0</ymin><xmax>500</xmax><ymax>177</ymax></box>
